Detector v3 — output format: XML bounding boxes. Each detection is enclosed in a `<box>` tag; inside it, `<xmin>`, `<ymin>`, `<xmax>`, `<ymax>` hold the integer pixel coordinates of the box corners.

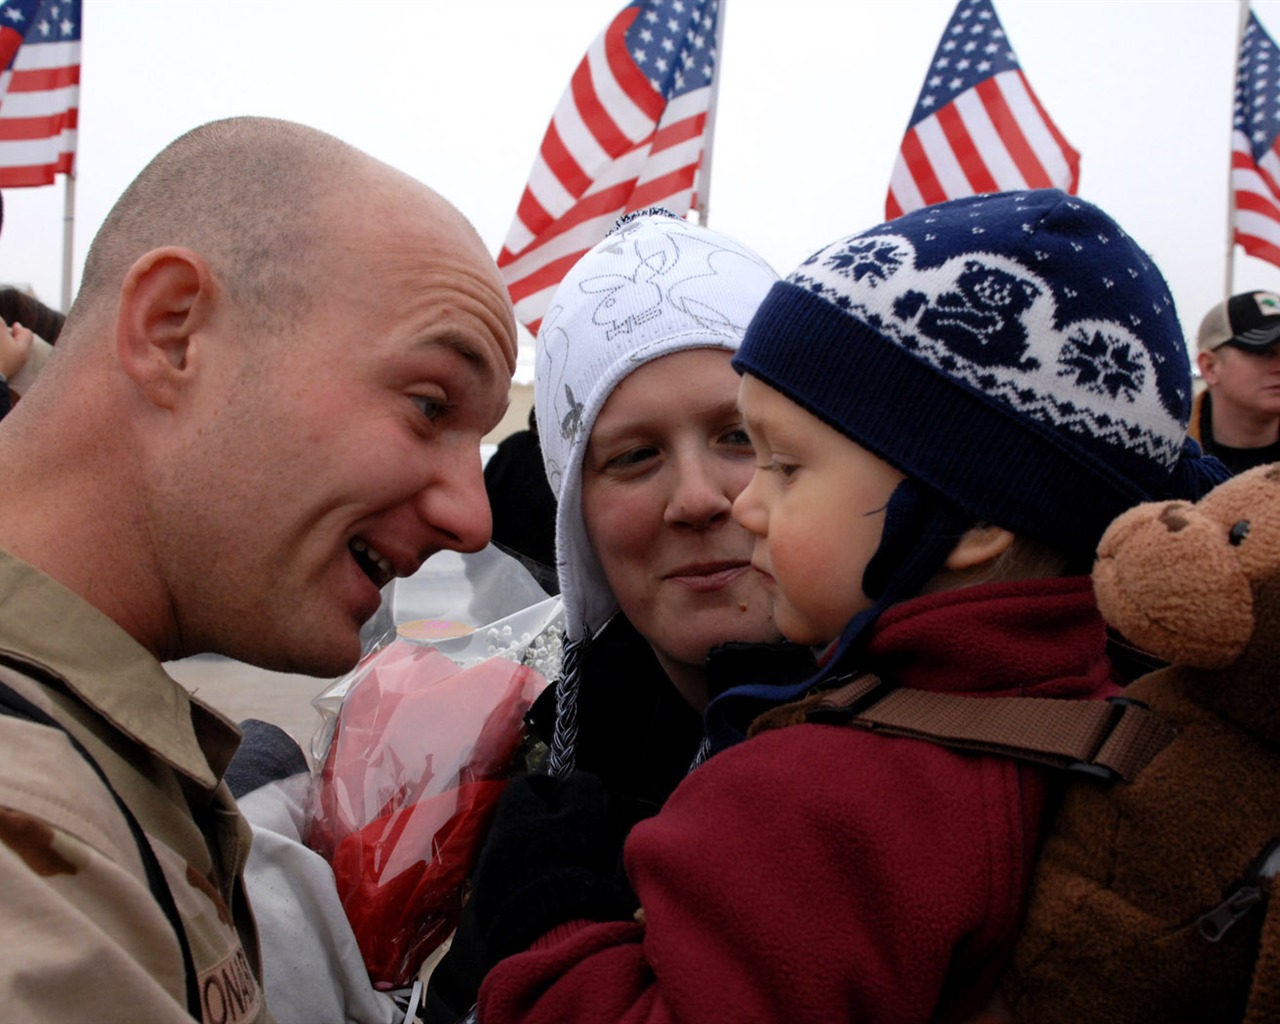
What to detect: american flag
<box><xmin>1232</xmin><ymin>10</ymin><xmax>1280</xmax><ymax>268</ymax></box>
<box><xmin>886</xmin><ymin>0</ymin><xmax>1078</xmax><ymax>220</ymax></box>
<box><xmin>0</xmin><ymin>0</ymin><xmax>80</xmax><ymax>188</ymax></box>
<box><xmin>498</xmin><ymin>0</ymin><xmax>720</xmax><ymax>336</ymax></box>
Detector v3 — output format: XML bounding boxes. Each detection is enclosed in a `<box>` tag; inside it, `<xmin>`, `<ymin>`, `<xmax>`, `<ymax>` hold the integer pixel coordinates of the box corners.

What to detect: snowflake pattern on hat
<box><xmin>790</xmin><ymin>192</ymin><xmax>1188</xmax><ymax>469</ymax></box>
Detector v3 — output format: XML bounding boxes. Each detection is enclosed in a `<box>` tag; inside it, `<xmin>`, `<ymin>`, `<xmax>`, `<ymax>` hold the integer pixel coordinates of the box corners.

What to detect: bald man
<box><xmin>0</xmin><ymin>117</ymin><xmax>517</xmax><ymax>1021</ymax></box>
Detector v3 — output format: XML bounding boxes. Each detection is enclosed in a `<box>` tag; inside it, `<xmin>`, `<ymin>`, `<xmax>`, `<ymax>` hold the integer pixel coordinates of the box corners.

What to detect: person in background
<box><xmin>0</xmin><ymin>115</ymin><xmax>516</xmax><ymax>1021</ymax></box>
<box><xmin>0</xmin><ymin>282</ymin><xmax>67</xmax><ymax>419</ymax></box>
<box><xmin>424</xmin><ymin>208</ymin><xmax>804</xmax><ymax>1023</ymax></box>
<box><xmin>1190</xmin><ymin>289</ymin><xmax>1280</xmax><ymax>474</ymax></box>
<box><xmin>0</xmin><ymin>316</ymin><xmax>34</xmax><ymax>419</ymax></box>
<box><xmin>468</xmin><ymin>190</ymin><xmax>1228</xmax><ymax>1024</ymax></box>
<box><xmin>0</xmin><ymin>286</ymin><xmax>66</xmax><ymax>345</ymax></box>
<box><xmin>483</xmin><ymin>406</ymin><xmax>559</xmax><ymax>594</ymax></box>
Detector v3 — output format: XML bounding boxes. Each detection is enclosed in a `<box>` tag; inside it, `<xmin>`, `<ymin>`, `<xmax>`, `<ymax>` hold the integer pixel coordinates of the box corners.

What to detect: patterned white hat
<box><xmin>535</xmin><ymin>209</ymin><xmax>778</xmax><ymax>773</ymax></box>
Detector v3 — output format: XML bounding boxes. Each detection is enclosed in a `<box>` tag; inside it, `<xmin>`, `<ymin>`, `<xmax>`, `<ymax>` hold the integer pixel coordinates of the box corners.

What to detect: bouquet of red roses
<box><xmin>306</xmin><ymin>594</ymin><xmax>561</xmax><ymax>989</ymax></box>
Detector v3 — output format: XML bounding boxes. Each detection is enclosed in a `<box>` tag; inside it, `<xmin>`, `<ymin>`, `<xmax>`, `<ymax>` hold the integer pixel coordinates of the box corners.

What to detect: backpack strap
<box><xmin>0</xmin><ymin>675</ymin><xmax>202</xmax><ymax>1019</ymax></box>
<box><xmin>748</xmin><ymin>673</ymin><xmax>1176</xmax><ymax>783</ymax></box>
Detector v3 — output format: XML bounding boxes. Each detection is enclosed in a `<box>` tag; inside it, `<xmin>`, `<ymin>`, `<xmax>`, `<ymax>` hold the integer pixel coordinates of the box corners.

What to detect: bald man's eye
<box><xmin>411</xmin><ymin>395</ymin><xmax>447</xmax><ymax>421</ymax></box>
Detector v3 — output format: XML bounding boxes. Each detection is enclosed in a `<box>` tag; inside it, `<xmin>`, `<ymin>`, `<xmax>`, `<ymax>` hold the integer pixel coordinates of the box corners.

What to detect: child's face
<box><xmin>734</xmin><ymin>375</ymin><xmax>904</xmax><ymax>648</ymax></box>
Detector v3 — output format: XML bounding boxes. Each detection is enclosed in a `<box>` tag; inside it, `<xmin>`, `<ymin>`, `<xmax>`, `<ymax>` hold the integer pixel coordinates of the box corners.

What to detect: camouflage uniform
<box><xmin>0</xmin><ymin>550</ymin><xmax>271</xmax><ymax>1023</ymax></box>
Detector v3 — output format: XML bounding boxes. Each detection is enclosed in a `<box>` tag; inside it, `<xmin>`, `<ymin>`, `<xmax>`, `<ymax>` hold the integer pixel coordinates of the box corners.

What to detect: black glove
<box><xmin>471</xmin><ymin>771</ymin><xmax>637</xmax><ymax>966</ymax></box>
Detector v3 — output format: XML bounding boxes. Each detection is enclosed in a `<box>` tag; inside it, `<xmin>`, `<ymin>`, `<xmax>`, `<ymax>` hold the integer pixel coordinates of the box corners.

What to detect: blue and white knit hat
<box><xmin>705</xmin><ymin>190</ymin><xmax>1228</xmax><ymax>754</ymax></box>
<box><xmin>734</xmin><ymin>189</ymin><xmax>1226</xmax><ymax>561</ymax></box>
<box><xmin>536</xmin><ymin>208</ymin><xmax>779</xmax><ymax>774</ymax></box>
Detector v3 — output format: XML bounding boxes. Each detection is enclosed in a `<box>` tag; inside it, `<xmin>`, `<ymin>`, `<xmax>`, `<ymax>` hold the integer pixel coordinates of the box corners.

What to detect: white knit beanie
<box><xmin>534</xmin><ymin>208</ymin><xmax>779</xmax><ymax>773</ymax></box>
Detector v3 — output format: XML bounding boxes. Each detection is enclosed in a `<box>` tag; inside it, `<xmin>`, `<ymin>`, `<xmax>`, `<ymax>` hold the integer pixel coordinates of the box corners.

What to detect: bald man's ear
<box><xmin>116</xmin><ymin>247</ymin><xmax>213</xmax><ymax>409</ymax></box>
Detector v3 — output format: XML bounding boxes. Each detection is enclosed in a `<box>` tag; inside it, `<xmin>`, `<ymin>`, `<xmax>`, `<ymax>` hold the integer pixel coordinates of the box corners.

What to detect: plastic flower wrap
<box><xmin>306</xmin><ymin>547</ymin><xmax>562</xmax><ymax>989</ymax></box>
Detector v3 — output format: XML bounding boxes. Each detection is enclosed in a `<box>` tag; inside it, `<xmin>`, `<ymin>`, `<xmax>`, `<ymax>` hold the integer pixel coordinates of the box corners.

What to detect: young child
<box><xmin>470</xmin><ymin>189</ymin><xmax>1228</xmax><ymax>1024</ymax></box>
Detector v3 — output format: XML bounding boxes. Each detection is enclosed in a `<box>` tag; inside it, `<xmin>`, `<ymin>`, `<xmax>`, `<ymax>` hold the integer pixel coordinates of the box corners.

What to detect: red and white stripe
<box><xmin>0</xmin><ymin>33</ymin><xmax>79</xmax><ymax>187</ymax></box>
<box><xmin>498</xmin><ymin>6</ymin><xmax>711</xmax><ymax>336</ymax></box>
<box><xmin>1232</xmin><ymin>128</ymin><xmax>1280</xmax><ymax>268</ymax></box>
<box><xmin>886</xmin><ymin>68</ymin><xmax>1079</xmax><ymax>221</ymax></box>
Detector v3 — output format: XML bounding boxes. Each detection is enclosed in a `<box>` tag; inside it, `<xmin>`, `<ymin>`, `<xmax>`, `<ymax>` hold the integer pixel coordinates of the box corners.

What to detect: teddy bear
<box><xmin>1000</xmin><ymin>462</ymin><xmax>1280</xmax><ymax>1023</ymax></box>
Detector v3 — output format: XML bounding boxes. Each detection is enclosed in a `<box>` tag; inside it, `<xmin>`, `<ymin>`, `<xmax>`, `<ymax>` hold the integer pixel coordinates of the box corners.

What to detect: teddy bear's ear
<box><xmin>1093</xmin><ymin>499</ymin><xmax>1253</xmax><ymax>669</ymax></box>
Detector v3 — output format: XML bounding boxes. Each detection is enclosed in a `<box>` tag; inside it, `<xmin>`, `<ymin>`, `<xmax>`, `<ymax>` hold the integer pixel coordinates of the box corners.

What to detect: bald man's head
<box><xmin>74</xmin><ymin>117</ymin><xmax>394</xmax><ymax>334</ymax></box>
<box><xmin>0</xmin><ymin>115</ymin><xmax>518</xmax><ymax>673</ymax></box>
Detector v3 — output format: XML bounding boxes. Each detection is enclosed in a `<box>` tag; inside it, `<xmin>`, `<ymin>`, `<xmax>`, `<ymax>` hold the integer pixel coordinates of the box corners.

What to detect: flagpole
<box><xmin>695</xmin><ymin>0</ymin><xmax>726</xmax><ymax>227</ymax></box>
<box><xmin>60</xmin><ymin>171</ymin><xmax>75</xmax><ymax>311</ymax></box>
<box><xmin>1225</xmin><ymin>0</ymin><xmax>1250</xmax><ymax>300</ymax></box>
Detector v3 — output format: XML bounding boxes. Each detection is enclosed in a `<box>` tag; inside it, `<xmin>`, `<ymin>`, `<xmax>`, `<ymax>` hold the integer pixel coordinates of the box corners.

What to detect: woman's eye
<box><xmin>722</xmin><ymin>427</ymin><xmax>752</xmax><ymax>447</ymax></box>
<box><xmin>603</xmin><ymin>446</ymin><xmax>659</xmax><ymax>472</ymax></box>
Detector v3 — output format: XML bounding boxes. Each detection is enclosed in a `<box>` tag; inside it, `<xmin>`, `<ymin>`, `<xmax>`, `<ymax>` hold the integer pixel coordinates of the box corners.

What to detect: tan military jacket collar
<box><xmin>0</xmin><ymin>548</ymin><xmax>239</xmax><ymax>791</ymax></box>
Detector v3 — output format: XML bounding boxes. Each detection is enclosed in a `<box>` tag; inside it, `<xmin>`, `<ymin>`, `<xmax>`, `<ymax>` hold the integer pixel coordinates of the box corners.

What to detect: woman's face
<box><xmin>581</xmin><ymin>349</ymin><xmax>777</xmax><ymax>695</ymax></box>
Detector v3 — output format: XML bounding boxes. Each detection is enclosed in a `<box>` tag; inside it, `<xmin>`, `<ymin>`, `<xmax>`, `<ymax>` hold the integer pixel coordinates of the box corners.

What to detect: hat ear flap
<box><xmin>1093</xmin><ymin>502</ymin><xmax>1253</xmax><ymax>669</ymax></box>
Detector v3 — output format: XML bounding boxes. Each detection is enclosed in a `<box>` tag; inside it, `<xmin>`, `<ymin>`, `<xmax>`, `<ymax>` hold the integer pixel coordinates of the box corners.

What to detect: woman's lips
<box><xmin>664</xmin><ymin>562</ymin><xmax>754</xmax><ymax>592</ymax></box>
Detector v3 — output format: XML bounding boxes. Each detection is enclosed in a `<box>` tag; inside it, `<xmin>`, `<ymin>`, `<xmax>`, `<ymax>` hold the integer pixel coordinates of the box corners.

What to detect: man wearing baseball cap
<box><xmin>1191</xmin><ymin>289</ymin><xmax>1280</xmax><ymax>474</ymax></box>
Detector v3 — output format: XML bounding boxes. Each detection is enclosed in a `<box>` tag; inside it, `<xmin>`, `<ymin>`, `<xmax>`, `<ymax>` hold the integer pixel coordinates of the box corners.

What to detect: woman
<box><xmin>424</xmin><ymin>208</ymin><xmax>806</xmax><ymax>1022</ymax></box>
<box><xmin>533</xmin><ymin>207</ymin><xmax>792</xmax><ymax>794</ymax></box>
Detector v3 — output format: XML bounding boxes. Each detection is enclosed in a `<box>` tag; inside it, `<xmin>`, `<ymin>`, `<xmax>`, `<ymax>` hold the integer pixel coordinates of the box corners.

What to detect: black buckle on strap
<box><xmin>805</xmin><ymin>675</ymin><xmax>893</xmax><ymax>726</ymax></box>
<box><xmin>1064</xmin><ymin>695</ymin><xmax>1151</xmax><ymax>781</ymax></box>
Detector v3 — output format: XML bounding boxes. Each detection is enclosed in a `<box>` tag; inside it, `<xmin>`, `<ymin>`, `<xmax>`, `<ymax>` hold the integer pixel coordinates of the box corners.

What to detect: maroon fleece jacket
<box><xmin>479</xmin><ymin>577</ymin><xmax>1118</xmax><ymax>1024</ymax></box>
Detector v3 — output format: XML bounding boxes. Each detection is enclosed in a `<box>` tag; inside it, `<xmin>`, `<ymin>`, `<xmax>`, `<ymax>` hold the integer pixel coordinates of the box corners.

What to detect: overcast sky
<box><xmin>0</xmin><ymin>0</ymin><xmax>1274</xmax><ymax>381</ymax></box>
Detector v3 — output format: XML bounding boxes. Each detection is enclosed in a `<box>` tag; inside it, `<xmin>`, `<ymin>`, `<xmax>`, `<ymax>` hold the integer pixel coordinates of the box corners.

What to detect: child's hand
<box><xmin>0</xmin><ymin>319</ymin><xmax>34</xmax><ymax>379</ymax></box>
